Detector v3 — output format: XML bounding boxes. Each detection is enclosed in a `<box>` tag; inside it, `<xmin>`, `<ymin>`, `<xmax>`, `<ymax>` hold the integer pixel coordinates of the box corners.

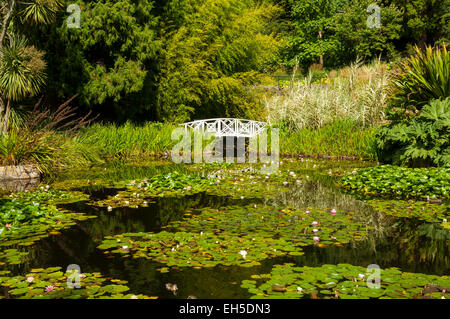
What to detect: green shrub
<box><xmin>390</xmin><ymin>45</ymin><xmax>449</xmax><ymax>116</ymax></box>
<box><xmin>0</xmin><ymin>129</ymin><xmax>55</xmax><ymax>173</ymax></box>
<box><xmin>340</xmin><ymin>165</ymin><xmax>450</xmax><ymax>199</ymax></box>
<box><xmin>376</xmin><ymin>98</ymin><xmax>450</xmax><ymax>167</ymax></box>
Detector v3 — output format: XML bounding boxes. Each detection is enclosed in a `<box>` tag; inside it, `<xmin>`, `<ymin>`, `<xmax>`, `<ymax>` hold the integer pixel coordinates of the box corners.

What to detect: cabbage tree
<box><xmin>0</xmin><ymin>0</ymin><xmax>62</xmax><ymax>134</ymax></box>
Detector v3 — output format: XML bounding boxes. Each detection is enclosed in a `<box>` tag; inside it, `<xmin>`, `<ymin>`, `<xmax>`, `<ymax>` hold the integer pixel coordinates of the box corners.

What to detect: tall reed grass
<box><xmin>266</xmin><ymin>59</ymin><xmax>391</xmax><ymax>130</ymax></box>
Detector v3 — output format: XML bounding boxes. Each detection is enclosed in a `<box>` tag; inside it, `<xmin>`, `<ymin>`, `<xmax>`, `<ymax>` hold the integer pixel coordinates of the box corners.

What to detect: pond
<box><xmin>0</xmin><ymin>158</ymin><xmax>449</xmax><ymax>299</ymax></box>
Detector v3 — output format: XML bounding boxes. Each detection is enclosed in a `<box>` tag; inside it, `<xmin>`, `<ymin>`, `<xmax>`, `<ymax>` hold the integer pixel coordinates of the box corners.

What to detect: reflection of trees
<box><xmin>48</xmin><ymin>161</ymin><xmax>189</xmax><ymax>187</ymax></box>
<box><xmin>271</xmin><ymin>180</ymin><xmax>396</xmax><ymax>245</ymax></box>
<box><xmin>290</xmin><ymin>218</ymin><xmax>450</xmax><ymax>276</ymax></box>
<box><xmin>100</xmin><ymin>255</ymin><xmax>289</xmax><ymax>299</ymax></box>
<box><xmin>3</xmin><ymin>192</ymin><xmax>245</xmax><ymax>275</ymax></box>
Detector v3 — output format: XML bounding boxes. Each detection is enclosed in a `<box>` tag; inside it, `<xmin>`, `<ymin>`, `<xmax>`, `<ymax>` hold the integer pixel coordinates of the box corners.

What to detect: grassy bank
<box><xmin>0</xmin><ymin>120</ymin><xmax>378</xmax><ymax>174</ymax></box>
<box><xmin>279</xmin><ymin>120</ymin><xmax>378</xmax><ymax>160</ymax></box>
<box><xmin>81</xmin><ymin>122</ymin><xmax>177</xmax><ymax>158</ymax></box>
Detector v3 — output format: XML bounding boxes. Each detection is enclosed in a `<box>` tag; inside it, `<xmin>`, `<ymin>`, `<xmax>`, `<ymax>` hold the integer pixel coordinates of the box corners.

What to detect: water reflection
<box><xmin>2</xmin><ymin>159</ymin><xmax>449</xmax><ymax>299</ymax></box>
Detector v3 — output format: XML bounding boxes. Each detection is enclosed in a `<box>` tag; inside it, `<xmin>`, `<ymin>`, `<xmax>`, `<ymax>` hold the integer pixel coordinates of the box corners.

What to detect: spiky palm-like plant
<box><xmin>390</xmin><ymin>44</ymin><xmax>449</xmax><ymax>115</ymax></box>
<box><xmin>0</xmin><ymin>36</ymin><xmax>46</xmax><ymax>132</ymax></box>
<box><xmin>0</xmin><ymin>0</ymin><xmax>62</xmax><ymax>133</ymax></box>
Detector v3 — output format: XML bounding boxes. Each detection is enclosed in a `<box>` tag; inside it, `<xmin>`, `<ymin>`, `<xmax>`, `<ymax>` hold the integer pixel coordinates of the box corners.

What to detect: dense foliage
<box><xmin>10</xmin><ymin>0</ymin><xmax>447</xmax><ymax>123</ymax></box>
<box><xmin>241</xmin><ymin>263</ymin><xmax>450</xmax><ymax>299</ymax></box>
<box><xmin>376</xmin><ymin>98</ymin><xmax>450</xmax><ymax>167</ymax></box>
<box><xmin>390</xmin><ymin>45</ymin><xmax>449</xmax><ymax>114</ymax></box>
<box><xmin>340</xmin><ymin>165</ymin><xmax>450</xmax><ymax>199</ymax></box>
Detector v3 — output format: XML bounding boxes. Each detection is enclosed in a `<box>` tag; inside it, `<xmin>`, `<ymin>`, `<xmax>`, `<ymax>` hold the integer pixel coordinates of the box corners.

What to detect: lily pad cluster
<box><xmin>241</xmin><ymin>263</ymin><xmax>450</xmax><ymax>299</ymax></box>
<box><xmin>167</xmin><ymin>205</ymin><xmax>371</xmax><ymax>246</ymax></box>
<box><xmin>0</xmin><ymin>249</ymin><xmax>29</xmax><ymax>266</ymax></box>
<box><xmin>12</xmin><ymin>188</ymin><xmax>90</xmax><ymax>205</ymax></box>
<box><xmin>367</xmin><ymin>199</ymin><xmax>449</xmax><ymax>225</ymax></box>
<box><xmin>0</xmin><ymin>267</ymin><xmax>156</xmax><ymax>299</ymax></box>
<box><xmin>95</xmin><ymin>168</ymin><xmax>302</xmax><ymax>208</ymax></box>
<box><xmin>98</xmin><ymin>231</ymin><xmax>302</xmax><ymax>270</ymax></box>
<box><xmin>0</xmin><ymin>197</ymin><xmax>96</xmax><ymax>248</ymax></box>
<box><xmin>340</xmin><ymin>165</ymin><xmax>450</xmax><ymax>199</ymax></box>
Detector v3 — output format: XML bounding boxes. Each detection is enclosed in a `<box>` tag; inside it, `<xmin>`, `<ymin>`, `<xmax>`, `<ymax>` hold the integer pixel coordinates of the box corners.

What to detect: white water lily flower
<box><xmin>107</xmin><ymin>206</ymin><xmax>113</xmax><ymax>212</ymax></box>
<box><xmin>239</xmin><ymin>250</ymin><xmax>247</xmax><ymax>259</ymax></box>
<box><xmin>358</xmin><ymin>274</ymin><xmax>365</xmax><ymax>279</ymax></box>
<box><xmin>297</xmin><ymin>287</ymin><xmax>302</xmax><ymax>292</ymax></box>
<box><xmin>443</xmin><ymin>219</ymin><xmax>448</xmax><ymax>223</ymax></box>
<box><xmin>122</xmin><ymin>246</ymin><xmax>128</xmax><ymax>250</ymax></box>
<box><xmin>124</xmin><ymin>201</ymin><xmax>130</xmax><ymax>205</ymax></box>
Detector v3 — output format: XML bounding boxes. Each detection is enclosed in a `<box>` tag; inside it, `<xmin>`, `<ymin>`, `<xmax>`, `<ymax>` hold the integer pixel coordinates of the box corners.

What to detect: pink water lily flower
<box><xmin>331</xmin><ymin>209</ymin><xmax>337</xmax><ymax>216</ymax></box>
<box><xmin>305</xmin><ymin>210</ymin><xmax>310</xmax><ymax>214</ymax></box>
<box><xmin>313</xmin><ymin>229</ymin><xmax>319</xmax><ymax>233</ymax></box>
<box><xmin>5</xmin><ymin>224</ymin><xmax>11</xmax><ymax>229</ymax></box>
<box><xmin>26</xmin><ymin>276</ymin><xmax>34</xmax><ymax>283</ymax></box>
<box><xmin>313</xmin><ymin>236</ymin><xmax>320</xmax><ymax>243</ymax></box>
<box><xmin>186</xmin><ymin>186</ymin><xmax>192</xmax><ymax>191</ymax></box>
<box><xmin>45</xmin><ymin>286</ymin><xmax>55</xmax><ymax>293</ymax></box>
<box><xmin>312</xmin><ymin>221</ymin><xmax>319</xmax><ymax>226</ymax></box>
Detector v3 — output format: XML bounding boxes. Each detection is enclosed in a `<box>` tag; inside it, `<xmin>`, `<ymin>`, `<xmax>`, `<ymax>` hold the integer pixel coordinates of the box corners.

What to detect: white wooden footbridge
<box><xmin>180</xmin><ymin>118</ymin><xmax>268</xmax><ymax>138</ymax></box>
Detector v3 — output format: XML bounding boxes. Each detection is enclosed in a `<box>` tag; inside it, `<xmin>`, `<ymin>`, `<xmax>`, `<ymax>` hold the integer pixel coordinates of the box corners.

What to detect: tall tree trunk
<box><xmin>0</xmin><ymin>97</ymin><xmax>4</xmax><ymax>133</ymax></box>
<box><xmin>2</xmin><ymin>99</ymin><xmax>10</xmax><ymax>134</ymax></box>
<box><xmin>0</xmin><ymin>0</ymin><xmax>16</xmax><ymax>134</ymax></box>
<box><xmin>318</xmin><ymin>31</ymin><xmax>323</xmax><ymax>67</ymax></box>
<box><xmin>0</xmin><ymin>0</ymin><xmax>15</xmax><ymax>50</ymax></box>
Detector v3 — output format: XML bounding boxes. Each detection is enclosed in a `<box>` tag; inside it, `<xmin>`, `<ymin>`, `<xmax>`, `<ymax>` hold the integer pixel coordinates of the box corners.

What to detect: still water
<box><xmin>2</xmin><ymin>159</ymin><xmax>449</xmax><ymax>298</ymax></box>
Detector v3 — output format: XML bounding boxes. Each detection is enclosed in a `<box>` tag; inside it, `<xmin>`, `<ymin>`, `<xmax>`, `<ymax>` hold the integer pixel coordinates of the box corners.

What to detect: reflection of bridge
<box><xmin>181</xmin><ymin>118</ymin><xmax>268</xmax><ymax>138</ymax></box>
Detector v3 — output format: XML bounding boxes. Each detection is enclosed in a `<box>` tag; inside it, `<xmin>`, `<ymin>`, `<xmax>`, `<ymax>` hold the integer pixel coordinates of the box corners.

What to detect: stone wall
<box><xmin>0</xmin><ymin>164</ymin><xmax>40</xmax><ymax>181</ymax></box>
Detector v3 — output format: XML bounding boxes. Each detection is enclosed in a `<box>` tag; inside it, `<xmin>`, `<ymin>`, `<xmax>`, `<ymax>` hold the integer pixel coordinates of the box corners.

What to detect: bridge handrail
<box><xmin>180</xmin><ymin>118</ymin><xmax>268</xmax><ymax>126</ymax></box>
<box><xmin>179</xmin><ymin>118</ymin><xmax>269</xmax><ymax>138</ymax></box>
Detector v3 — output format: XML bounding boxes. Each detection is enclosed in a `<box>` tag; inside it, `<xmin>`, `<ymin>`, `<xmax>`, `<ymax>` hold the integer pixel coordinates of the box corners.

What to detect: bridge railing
<box><xmin>180</xmin><ymin>118</ymin><xmax>268</xmax><ymax>138</ymax></box>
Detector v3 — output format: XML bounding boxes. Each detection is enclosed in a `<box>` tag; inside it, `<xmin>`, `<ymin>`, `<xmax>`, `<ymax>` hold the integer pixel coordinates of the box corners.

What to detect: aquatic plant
<box><xmin>0</xmin><ymin>249</ymin><xmax>29</xmax><ymax>266</ymax></box>
<box><xmin>167</xmin><ymin>205</ymin><xmax>370</xmax><ymax>247</ymax></box>
<box><xmin>0</xmin><ymin>198</ymin><xmax>95</xmax><ymax>247</ymax></box>
<box><xmin>0</xmin><ymin>267</ymin><xmax>156</xmax><ymax>299</ymax></box>
<box><xmin>340</xmin><ymin>165</ymin><xmax>450</xmax><ymax>199</ymax></box>
<box><xmin>241</xmin><ymin>263</ymin><xmax>450</xmax><ymax>299</ymax></box>
<box><xmin>367</xmin><ymin>199</ymin><xmax>449</xmax><ymax>226</ymax></box>
<box><xmin>98</xmin><ymin>231</ymin><xmax>298</xmax><ymax>270</ymax></box>
<box><xmin>12</xmin><ymin>188</ymin><xmax>89</xmax><ymax>205</ymax></box>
